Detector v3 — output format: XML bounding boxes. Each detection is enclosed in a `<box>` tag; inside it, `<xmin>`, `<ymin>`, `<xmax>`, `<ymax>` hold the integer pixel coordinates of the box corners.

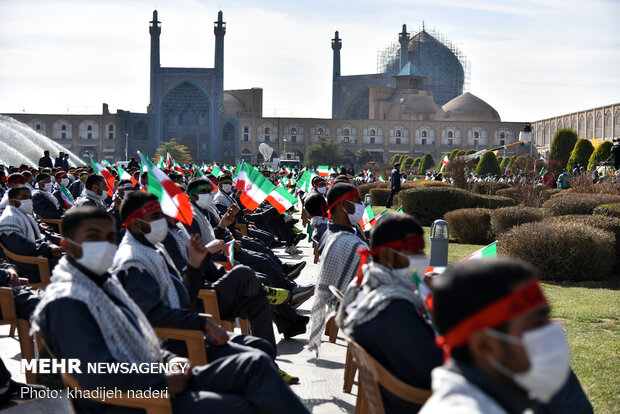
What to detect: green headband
<box><xmin>187</xmin><ymin>184</ymin><xmax>212</xmax><ymax>195</ymax></box>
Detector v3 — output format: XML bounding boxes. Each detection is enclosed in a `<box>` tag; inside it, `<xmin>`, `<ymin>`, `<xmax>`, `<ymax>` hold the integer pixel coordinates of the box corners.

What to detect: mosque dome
<box><xmin>442</xmin><ymin>92</ymin><xmax>501</xmax><ymax>122</ymax></box>
<box><xmin>403</xmin><ymin>96</ymin><xmax>440</xmax><ymax>115</ymax></box>
<box><xmin>224</xmin><ymin>93</ymin><xmax>246</xmax><ymax>114</ymax></box>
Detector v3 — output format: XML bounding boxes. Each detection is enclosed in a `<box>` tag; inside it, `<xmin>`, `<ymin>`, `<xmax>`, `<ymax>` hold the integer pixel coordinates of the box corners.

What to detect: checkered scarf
<box><xmin>0</xmin><ymin>205</ymin><xmax>41</xmax><ymax>242</ymax></box>
<box><xmin>169</xmin><ymin>222</ymin><xmax>191</xmax><ymax>261</ymax></box>
<box><xmin>32</xmin><ymin>257</ymin><xmax>163</xmax><ymax>363</ymax></box>
<box><xmin>111</xmin><ymin>231</ymin><xmax>181</xmax><ymax>309</ymax></box>
<box><xmin>308</xmin><ymin>231</ymin><xmax>367</xmax><ymax>357</ymax></box>
<box><xmin>190</xmin><ymin>204</ymin><xmax>215</xmax><ymax>244</ymax></box>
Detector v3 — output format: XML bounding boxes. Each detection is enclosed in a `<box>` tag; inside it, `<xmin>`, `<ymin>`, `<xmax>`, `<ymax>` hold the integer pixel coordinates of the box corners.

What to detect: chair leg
<box><xmin>328</xmin><ymin>321</ymin><xmax>339</xmax><ymax>343</ymax></box>
<box><xmin>9</xmin><ymin>323</ymin><xmax>16</xmax><ymax>338</ymax></box>
<box><xmin>324</xmin><ymin>316</ymin><xmax>335</xmax><ymax>336</ymax></box>
<box><xmin>239</xmin><ymin>318</ymin><xmax>251</xmax><ymax>335</ymax></box>
<box><xmin>355</xmin><ymin>379</ymin><xmax>366</xmax><ymax>414</ymax></box>
<box><xmin>343</xmin><ymin>343</ymin><xmax>358</xmax><ymax>393</ymax></box>
<box><xmin>16</xmin><ymin>319</ymin><xmax>37</xmax><ymax>384</ymax></box>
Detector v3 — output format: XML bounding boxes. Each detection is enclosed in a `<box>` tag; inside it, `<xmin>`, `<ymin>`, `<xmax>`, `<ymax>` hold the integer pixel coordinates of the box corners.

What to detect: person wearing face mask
<box><xmin>308</xmin><ymin>183</ymin><xmax>368</xmax><ymax>357</ymax></box>
<box><xmin>337</xmin><ymin>213</ymin><xmax>442</xmax><ymax>413</ymax></box>
<box><xmin>0</xmin><ymin>186</ymin><xmax>63</xmax><ymax>283</ymax></box>
<box><xmin>32</xmin><ymin>206</ymin><xmax>309</xmax><ymax>414</ymax></box>
<box><xmin>303</xmin><ymin>176</ymin><xmax>328</xmax><ymax>204</ymax></box>
<box><xmin>74</xmin><ymin>174</ymin><xmax>109</xmax><ymax>209</ymax></box>
<box><xmin>32</xmin><ymin>173</ymin><xmax>64</xmax><ymax>223</ymax></box>
<box><xmin>421</xmin><ymin>258</ymin><xmax>592</xmax><ymax>414</ymax></box>
<box><xmin>68</xmin><ymin>170</ymin><xmax>88</xmax><ymax>200</ymax></box>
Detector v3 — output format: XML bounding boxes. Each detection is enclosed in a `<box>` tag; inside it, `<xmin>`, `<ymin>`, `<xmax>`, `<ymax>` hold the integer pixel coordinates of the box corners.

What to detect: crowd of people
<box><xmin>0</xmin><ymin>150</ymin><xmax>596</xmax><ymax>413</ymax></box>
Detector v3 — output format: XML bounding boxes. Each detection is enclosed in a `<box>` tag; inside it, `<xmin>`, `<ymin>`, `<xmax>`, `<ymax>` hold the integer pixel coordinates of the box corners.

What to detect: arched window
<box><xmin>291</xmin><ymin>128</ymin><xmax>297</xmax><ymax>135</ymax></box>
<box><xmin>265</xmin><ymin>127</ymin><xmax>271</xmax><ymax>134</ymax></box>
<box><xmin>474</xmin><ymin>131</ymin><xmax>480</xmax><ymax>139</ymax></box>
<box><xmin>61</xmin><ymin>124</ymin><xmax>67</xmax><ymax>131</ymax></box>
<box><xmin>395</xmin><ymin>130</ymin><xmax>401</xmax><ymax>137</ymax></box>
<box><xmin>422</xmin><ymin>130</ymin><xmax>427</xmax><ymax>138</ymax></box>
<box><xmin>87</xmin><ymin>125</ymin><xmax>93</xmax><ymax>131</ymax></box>
<box><xmin>243</xmin><ymin>133</ymin><xmax>249</xmax><ymax>142</ymax></box>
<box><xmin>370</xmin><ymin>129</ymin><xmax>376</xmax><ymax>136</ymax></box>
<box><xmin>223</xmin><ymin>122</ymin><xmax>234</xmax><ymax>141</ymax></box>
<box><xmin>447</xmin><ymin>131</ymin><xmax>453</xmax><ymax>138</ymax></box>
<box><xmin>499</xmin><ymin>132</ymin><xmax>505</xmax><ymax>139</ymax></box>
<box><xmin>317</xmin><ymin>128</ymin><xmax>324</xmax><ymax>135</ymax></box>
<box><xmin>344</xmin><ymin>128</ymin><xmax>350</xmax><ymax>135</ymax></box>
<box><xmin>108</xmin><ymin>125</ymin><xmax>114</xmax><ymax>131</ymax></box>
<box><xmin>243</xmin><ymin>126</ymin><xmax>249</xmax><ymax>133</ymax></box>
<box><xmin>35</xmin><ymin>124</ymin><xmax>41</xmax><ymax>130</ymax></box>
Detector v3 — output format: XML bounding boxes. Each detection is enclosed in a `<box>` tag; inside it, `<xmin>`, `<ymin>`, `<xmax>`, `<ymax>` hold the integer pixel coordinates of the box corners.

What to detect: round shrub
<box><xmin>475</xmin><ymin>152</ymin><xmax>502</xmax><ymax>177</ymax></box>
<box><xmin>472</xmin><ymin>181</ymin><xmax>510</xmax><ymax>195</ymax></box>
<box><xmin>369</xmin><ymin>188</ymin><xmax>391</xmax><ymax>206</ymax></box>
<box><xmin>444</xmin><ymin>208</ymin><xmax>494</xmax><ymax>244</ymax></box>
<box><xmin>489</xmin><ymin>206</ymin><xmax>544</xmax><ymax>235</ymax></box>
<box><xmin>403</xmin><ymin>180</ymin><xmax>452</xmax><ymax>189</ymax></box>
<box><xmin>566</xmin><ymin>138</ymin><xmax>594</xmax><ymax>171</ymax></box>
<box><xmin>549</xmin><ymin>128</ymin><xmax>578</xmax><ymax>169</ymax></box>
<box><xmin>477</xmin><ymin>195</ymin><xmax>517</xmax><ymax>209</ymax></box>
<box><xmin>587</xmin><ymin>140</ymin><xmax>614</xmax><ymax>170</ymax></box>
<box><xmin>499</xmin><ymin>157</ymin><xmax>510</xmax><ymax>171</ymax></box>
<box><xmin>499</xmin><ymin>221</ymin><xmax>615</xmax><ymax>281</ymax></box>
<box><xmin>496</xmin><ymin>186</ymin><xmax>563</xmax><ymax>207</ymax></box>
<box><xmin>542</xmin><ymin>194</ymin><xmax>620</xmax><ymax>216</ymax></box>
<box><xmin>358</xmin><ymin>182</ymin><xmax>389</xmax><ymax>198</ymax></box>
<box><xmin>593</xmin><ymin>203</ymin><xmax>620</xmax><ymax>218</ymax></box>
<box><xmin>420</xmin><ymin>153</ymin><xmax>435</xmax><ymax>173</ymax></box>
<box><xmin>412</xmin><ymin>157</ymin><xmax>422</xmax><ymax>171</ymax></box>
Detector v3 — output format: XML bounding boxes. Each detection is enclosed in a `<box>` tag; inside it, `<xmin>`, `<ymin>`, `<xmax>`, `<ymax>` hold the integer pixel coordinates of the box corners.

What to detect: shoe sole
<box><xmin>287</xmin><ymin>262</ymin><xmax>307</xmax><ymax>280</ymax></box>
<box><xmin>290</xmin><ymin>287</ymin><xmax>315</xmax><ymax>308</ymax></box>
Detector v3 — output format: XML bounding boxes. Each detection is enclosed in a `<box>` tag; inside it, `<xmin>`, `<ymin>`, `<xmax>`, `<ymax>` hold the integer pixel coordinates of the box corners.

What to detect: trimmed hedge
<box><xmin>475</xmin><ymin>151</ymin><xmax>502</xmax><ymax>177</ymax></box>
<box><xmin>358</xmin><ymin>182</ymin><xmax>389</xmax><ymax>198</ymax></box>
<box><xmin>499</xmin><ymin>221</ymin><xmax>615</xmax><ymax>281</ymax></box>
<box><xmin>444</xmin><ymin>208</ymin><xmax>494</xmax><ymax>244</ymax></box>
<box><xmin>490</xmin><ymin>207</ymin><xmax>544</xmax><ymax>235</ymax></box>
<box><xmin>588</xmin><ymin>140</ymin><xmax>614</xmax><ymax>170</ymax></box>
<box><xmin>369</xmin><ymin>188</ymin><xmax>391</xmax><ymax>206</ymax></box>
<box><xmin>472</xmin><ymin>181</ymin><xmax>510</xmax><ymax>195</ymax></box>
<box><xmin>549</xmin><ymin>128</ymin><xmax>578</xmax><ymax>168</ymax></box>
<box><xmin>566</xmin><ymin>138</ymin><xmax>594</xmax><ymax>171</ymax></box>
<box><xmin>396</xmin><ymin>187</ymin><xmax>515</xmax><ymax>226</ymax></box>
<box><xmin>496</xmin><ymin>186</ymin><xmax>563</xmax><ymax>207</ymax></box>
<box><xmin>593</xmin><ymin>203</ymin><xmax>620</xmax><ymax>218</ymax></box>
<box><xmin>542</xmin><ymin>194</ymin><xmax>620</xmax><ymax>216</ymax></box>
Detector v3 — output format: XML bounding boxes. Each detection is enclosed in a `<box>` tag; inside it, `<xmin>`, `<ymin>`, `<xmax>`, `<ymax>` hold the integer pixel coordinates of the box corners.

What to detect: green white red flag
<box><xmin>359</xmin><ymin>205</ymin><xmax>375</xmax><ymax>231</ymax></box>
<box><xmin>89</xmin><ymin>157</ymin><xmax>115</xmax><ymax>196</ymax></box>
<box><xmin>211</xmin><ymin>164</ymin><xmax>222</xmax><ymax>177</ymax></box>
<box><xmin>378</xmin><ymin>176</ymin><xmax>385</xmax><ymax>182</ymax></box>
<box><xmin>317</xmin><ymin>166</ymin><xmax>329</xmax><ymax>177</ymax></box>
<box><xmin>412</xmin><ymin>271</ymin><xmax>439</xmax><ymax>336</ymax></box>
<box><xmin>296</xmin><ymin>171</ymin><xmax>317</xmax><ymax>192</ymax></box>
<box><xmin>460</xmin><ymin>241</ymin><xmax>497</xmax><ymax>261</ymax></box>
<box><xmin>368</xmin><ymin>209</ymin><xmax>388</xmax><ymax>227</ymax></box>
<box><xmin>440</xmin><ymin>154</ymin><xmax>450</xmax><ymax>172</ymax></box>
<box><xmin>166</xmin><ymin>152</ymin><xmax>173</xmax><ymax>169</ymax></box>
<box><xmin>59</xmin><ymin>184</ymin><xmax>74</xmax><ymax>208</ymax></box>
<box><xmin>235</xmin><ymin>162</ymin><xmax>276</xmax><ymax>210</ymax></box>
<box><xmin>226</xmin><ymin>241</ymin><xmax>235</xmax><ymax>270</ymax></box>
<box><xmin>266</xmin><ymin>186</ymin><xmax>298</xmax><ymax>214</ymax></box>
<box><xmin>117</xmin><ymin>165</ymin><xmax>138</xmax><ymax>187</ymax></box>
<box><xmin>139</xmin><ymin>153</ymin><xmax>193</xmax><ymax>226</ymax></box>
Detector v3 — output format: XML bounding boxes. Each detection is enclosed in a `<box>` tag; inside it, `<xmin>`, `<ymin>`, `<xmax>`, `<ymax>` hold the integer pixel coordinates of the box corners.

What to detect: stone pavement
<box><xmin>0</xmin><ymin>221</ymin><xmax>359</xmax><ymax>413</ymax></box>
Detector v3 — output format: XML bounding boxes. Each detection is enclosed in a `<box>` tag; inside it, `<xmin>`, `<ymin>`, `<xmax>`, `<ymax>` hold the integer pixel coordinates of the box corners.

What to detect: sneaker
<box><xmin>290</xmin><ymin>284</ymin><xmax>315</xmax><ymax>308</ymax></box>
<box><xmin>285</xmin><ymin>246</ymin><xmax>302</xmax><ymax>255</ymax></box>
<box><xmin>265</xmin><ymin>287</ymin><xmax>290</xmax><ymax>305</ymax></box>
<box><xmin>292</xmin><ymin>227</ymin><xmax>303</xmax><ymax>234</ymax></box>
<box><xmin>269</xmin><ymin>240</ymin><xmax>286</xmax><ymax>249</ymax></box>
<box><xmin>0</xmin><ymin>380</ymin><xmax>47</xmax><ymax>404</ymax></box>
<box><xmin>293</xmin><ymin>233</ymin><xmax>306</xmax><ymax>245</ymax></box>
<box><xmin>278</xmin><ymin>369</ymin><xmax>300</xmax><ymax>385</ymax></box>
<box><xmin>282</xmin><ymin>320</ymin><xmax>308</xmax><ymax>339</ymax></box>
<box><xmin>282</xmin><ymin>261</ymin><xmax>306</xmax><ymax>280</ymax></box>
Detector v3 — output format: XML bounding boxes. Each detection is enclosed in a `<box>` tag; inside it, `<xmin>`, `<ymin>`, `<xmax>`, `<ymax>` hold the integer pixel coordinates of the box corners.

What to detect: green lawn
<box><xmin>371</xmin><ymin>206</ymin><xmax>619</xmax><ymax>412</ymax></box>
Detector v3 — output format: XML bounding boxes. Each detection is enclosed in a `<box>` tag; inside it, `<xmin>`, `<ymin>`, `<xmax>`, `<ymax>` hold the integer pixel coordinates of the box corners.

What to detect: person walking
<box><xmin>386</xmin><ymin>162</ymin><xmax>401</xmax><ymax>209</ymax></box>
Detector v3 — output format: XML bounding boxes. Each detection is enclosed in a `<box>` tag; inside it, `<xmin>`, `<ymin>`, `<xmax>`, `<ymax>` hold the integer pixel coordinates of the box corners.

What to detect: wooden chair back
<box><xmin>36</xmin><ymin>214</ymin><xmax>63</xmax><ymax>234</ymax></box>
<box><xmin>348</xmin><ymin>338</ymin><xmax>432</xmax><ymax>414</ymax></box>
<box><xmin>0</xmin><ymin>287</ymin><xmax>42</xmax><ymax>384</ymax></box>
<box><xmin>0</xmin><ymin>241</ymin><xmax>51</xmax><ymax>289</ymax></box>
<box><xmin>41</xmin><ymin>340</ymin><xmax>172</xmax><ymax>414</ymax></box>
<box><xmin>235</xmin><ymin>223</ymin><xmax>248</xmax><ymax>236</ymax></box>
<box><xmin>152</xmin><ymin>326</ymin><xmax>207</xmax><ymax>366</ymax></box>
<box><xmin>197</xmin><ymin>289</ymin><xmax>250</xmax><ymax>334</ymax></box>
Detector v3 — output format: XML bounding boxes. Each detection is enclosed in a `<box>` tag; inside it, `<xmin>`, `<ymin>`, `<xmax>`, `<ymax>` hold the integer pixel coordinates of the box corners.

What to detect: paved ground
<box><xmin>0</xmin><ymin>218</ymin><xmax>358</xmax><ymax>413</ymax></box>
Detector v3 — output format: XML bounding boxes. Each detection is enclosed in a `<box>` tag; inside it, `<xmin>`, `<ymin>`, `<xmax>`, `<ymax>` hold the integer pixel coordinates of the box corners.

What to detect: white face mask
<box><xmin>392</xmin><ymin>250</ymin><xmax>428</xmax><ymax>279</ymax></box>
<box><xmin>69</xmin><ymin>240</ymin><xmax>116</xmax><ymax>276</ymax></box>
<box><xmin>140</xmin><ymin>218</ymin><xmax>169</xmax><ymax>245</ymax></box>
<box><xmin>487</xmin><ymin>322</ymin><xmax>571</xmax><ymax>403</ymax></box>
<box><xmin>345</xmin><ymin>200</ymin><xmax>365</xmax><ymax>226</ymax></box>
<box><xmin>221</xmin><ymin>183</ymin><xmax>232</xmax><ymax>194</ymax></box>
<box><xmin>317</xmin><ymin>186</ymin><xmax>327</xmax><ymax>195</ymax></box>
<box><xmin>43</xmin><ymin>182</ymin><xmax>53</xmax><ymax>192</ymax></box>
<box><xmin>60</xmin><ymin>178</ymin><xmax>69</xmax><ymax>186</ymax></box>
<box><xmin>196</xmin><ymin>193</ymin><xmax>213</xmax><ymax>209</ymax></box>
<box><xmin>98</xmin><ymin>188</ymin><xmax>108</xmax><ymax>201</ymax></box>
<box><xmin>17</xmin><ymin>199</ymin><xmax>33</xmax><ymax>215</ymax></box>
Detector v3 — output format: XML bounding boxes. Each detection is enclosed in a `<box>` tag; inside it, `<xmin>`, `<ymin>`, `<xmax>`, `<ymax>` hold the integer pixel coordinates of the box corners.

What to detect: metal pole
<box><xmin>125</xmin><ymin>133</ymin><xmax>129</xmax><ymax>160</ymax></box>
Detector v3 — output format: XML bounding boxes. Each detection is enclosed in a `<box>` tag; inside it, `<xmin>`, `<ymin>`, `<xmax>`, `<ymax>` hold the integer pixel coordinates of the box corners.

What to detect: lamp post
<box><xmin>125</xmin><ymin>133</ymin><xmax>129</xmax><ymax>161</ymax></box>
<box><xmin>283</xmin><ymin>137</ymin><xmax>287</xmax><ymax>158</ymax></box>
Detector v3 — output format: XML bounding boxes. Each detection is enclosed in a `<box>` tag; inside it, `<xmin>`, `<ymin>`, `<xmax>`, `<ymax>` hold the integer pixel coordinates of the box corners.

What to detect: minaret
<box><xmin>149</xmin><ymin>10</ymin><xmax>161</xmax><ymax>113</ymax></box>
<box><xmin>331</xmin><ymin>31</ymin><xmax>342</xmax><ymax>118</ymax></box>
<box><xmin>214</xmin><ymin>11</ymin><xmax>226</xmax><ymax>113</ymax></box>
<box><xmin>398</xmin><ymin>24</ymin><xmax>410</xmax><ymax>70</ymax></box>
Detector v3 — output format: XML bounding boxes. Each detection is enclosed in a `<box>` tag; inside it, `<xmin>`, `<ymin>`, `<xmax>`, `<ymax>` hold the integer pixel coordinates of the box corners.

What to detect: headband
<box><xmin>327</xmin><ymin>189</ymin><xmax>360</xmax><ymax>218</ymax></box>
<box><xmin>118</xmin><ymin>183</ymin><xmax>134</xmax><ymax>190</ymax></box>
<box><xmin>355</xmin><ymin>235</ymin><xmax>425</xmax><ymax>284</ymax></box>
<box><xmin>187</xmin><ymin>184</ymin><xmax>213</xmax><ymax>195</ymax></box>
<box><xmin>435</xmin><ymin>279</ymin><xmax>547</xmax><ymax>355</ymax></box>
<box><xmin>122</xmin><ymin>200</ymin><xmax>161</xmax><ymax>228</ymax></box>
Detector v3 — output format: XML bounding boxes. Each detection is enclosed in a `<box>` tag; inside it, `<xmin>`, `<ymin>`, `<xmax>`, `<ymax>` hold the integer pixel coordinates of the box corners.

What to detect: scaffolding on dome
<box><xmin>376</xmin><ymin>25</ymin><xmax>471</xmax><ymax>103</ymax></box>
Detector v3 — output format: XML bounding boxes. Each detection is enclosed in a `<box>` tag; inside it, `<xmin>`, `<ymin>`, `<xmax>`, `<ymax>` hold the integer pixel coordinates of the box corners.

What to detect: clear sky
<box><xmin>0</xmin><ymin>0</ymin><xmax>618</xmax><ymax>122</ymax></box>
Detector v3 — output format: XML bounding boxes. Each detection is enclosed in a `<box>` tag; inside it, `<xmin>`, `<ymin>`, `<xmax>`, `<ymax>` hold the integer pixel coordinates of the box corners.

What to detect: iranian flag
<box><xmin>3</xmin><ymin>165</ymin><xmax>8</xmax><ymax>180</ymax></box>
<box><xmin>89</xmin><ymin>157</ymin><xmax>115</xmax><ymax>196</ymax></box>
<box><xmin>378</xmin><ymin>176</ymin><xmax>385</xmax><ymax>182</ymax></box>
<box><xmin>412</xmin><ymin>271</ymin><xmax>439</xmax><ymax>336</ymax></box>
<box><xmin>539</xmin><ymin>166</ymin><xmax>548</xmax><ymax>177</ymax></box>
<box><xmin>317</xmin><ymin>166</ymin><xmax>329</xmax><ymax>177</ymax></box>
<box><xmin>59</xmin><ymin>184</ymin><xmax>74</xmax><ymax>208</ymax></box>
<box><xmin>266</xmin><ymin>186</ymin><xmax>298</xmax><ymax>214</ymax></box>
<box><xmin>359</xmin><ymin>205</ymin><xmax>375</xmax><ymax>231</ymax></box>
<box><xmin>139</xmin><ymin>154</ymin><xmax>193</xmax><ymax>226</ymax></box>
<box><xmin>235</xmin><ymin>162</ymin><xmax>275</xmax><ymax>210</ymax></box>
<box><xmin>166</xmin><ymin>152</ymin><xmax>173</xmax><ymax>169</ymax></box>
<box><xmin>211</xmin><ymin>164</ymin><xmax>222</xmax><ymax>177</ymax></box>
<box><xmin>225</xmin><ymin>241</ymin><xmax>235</xmax><ymax>270</ymax></box>
<box><xmin>395</xmin><ymin>207</ymin><xmax>404</xmax><ymax>213</ymax></box>
<box><xmin>156</xmin><ymin>155</ymin><xmax>165</xmax><ymax>169</ymax></box>
<box><xmin>117</xmin><ymin>165</ymin><xmax>138</xmax><ymax>187</ymax></box>
<box><xmin>440</xmin><ymin>154</ymin><xmax>450</xmax><ymax>172</ymax></box>
<box><xmin>296</xmin><ymin>171</ymin><xmax>317</xmax><ymax>192</ymax></box>
<box><xmin>460</xmin><ymin>241</ymin><xmax>497</xmax><ymax>261</ymax></box>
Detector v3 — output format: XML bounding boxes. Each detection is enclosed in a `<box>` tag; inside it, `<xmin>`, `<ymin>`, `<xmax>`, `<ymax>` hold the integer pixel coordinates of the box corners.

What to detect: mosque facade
<box><xmin>5</xmin><ymin>11</ymin><xmax>539</xmax><ymax>167</ymax></box>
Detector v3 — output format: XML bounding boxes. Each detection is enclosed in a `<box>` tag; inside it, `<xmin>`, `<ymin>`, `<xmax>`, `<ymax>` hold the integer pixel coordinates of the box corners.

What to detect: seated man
<box><xmin>0</xmin><ymin>248</ymin><xmax>42</xmax><ymax>321</ymax></box>
<box><xmin>303</xmin><ymin>192</ymin><xmax>328</xmax><ymax>245</ymax></box>
<box><xmin>421</xmin><ymin>258</ymin><xmax>593</xmax><ymax>414</ymax></box>
<box><xmin>0</xmin><ymin>186</ymin><xmax>63</xmax><ymax>282</ymax></box>
<box><xmin>32</xmin><ymin>206</ymin><xmax>308</xmax><ymax>413</ymax></box>
<box><xmin>68</xmin><ymin>170</ymin><xmax>87</xmax><ymax>200</ymax></box>
<box><xmin>32</xmin><ymin>173</ymin><xmax>64</xmax><ymax>220</ymax></box>
<box><xmin>337</xmin><ymin>214</ymin><xmax>442</xmax><ymax>413</ymax></box>
<box><xmin>113</xmin><ymin>192</ymin><xmax>276</xmax><ymax>363</ymax></box>
<box><xmin>74</xmin><ymin>174</ymin><xmax>108</xmax><ymax>209</ymax></box>
<box><xmin>302</xmin><ymin>176</ymin><xmax>328</xmax><ymax>203</ymax></box>
<box><xmin>0</xmin><ymin>173</ymin><xmax>27</xmax><ymax>214</ymax></box>
<box><xmin>308</xmin><ymin>183</ymin><xmax>368</xmax><ymax>355</ymax></box>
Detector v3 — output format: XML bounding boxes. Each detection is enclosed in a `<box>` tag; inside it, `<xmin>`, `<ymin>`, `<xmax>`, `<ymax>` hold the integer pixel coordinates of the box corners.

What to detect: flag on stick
<box><xmin>317</xmin><ymin>166</ymin><xmax>329</xmax><ymax>177</ymax></box>
<box><xmin>89</xmin><ymin>157</ymin><xmax>115</xmax><ymax>196</ymax></box>
<box><xmin>295</xmin><ymin>171</ymin><xmax>317</xmax><ymax>192</ymax></box>
<box><xmin>460</xmin><ymin>241</ymin><xmax>497</xmax><ymax>261</ymax></box>
<box><xmin>266</xmin><ymin>186</ymin><xmax>298</xmax><ymax>214</ymax></box>
<box><xmin>359</xmin><ymin>205</ymin><xmax>375</xmax><ymax>231</ymax></box>
<box><xmin>117</xmin><ymin>165</ymin><xmax>138</xmax><ymax>187</ymax></box>
<box><xmin>235</xmin><ymin>162</ymin><xmax>276</xmax><ymax>210</ymax></box>
<box><xmin>59</xmin><ymin>184</ymin><xmax>74</xmax><ymax>208</ymax></box>
<box><xmin>226</xmin><ymin>241</ymin><xmax>235</xmax><ymax>270</ymax></box>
